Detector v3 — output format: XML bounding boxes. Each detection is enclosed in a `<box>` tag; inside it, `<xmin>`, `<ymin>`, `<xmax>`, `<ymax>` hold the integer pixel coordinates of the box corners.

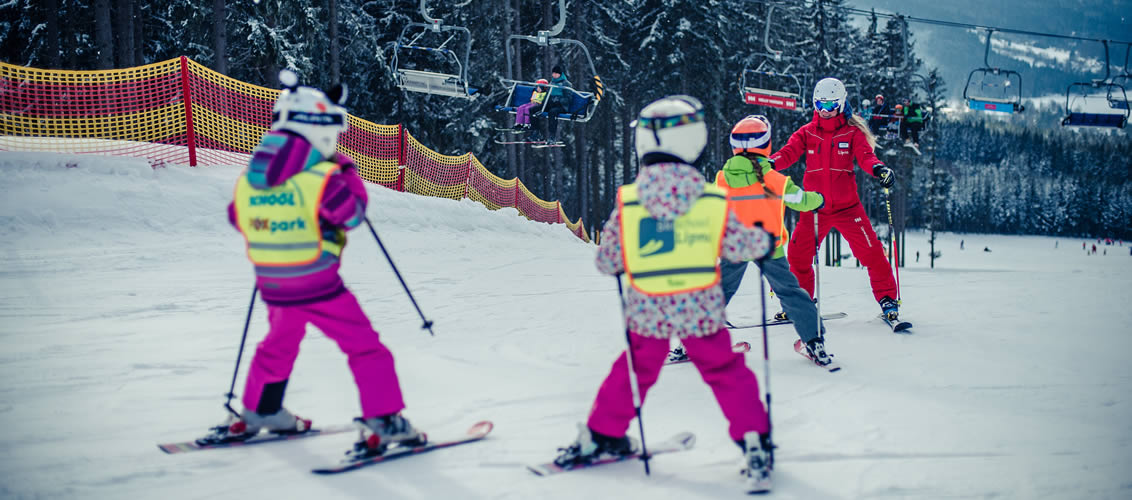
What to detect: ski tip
<box><xmin>673</xmin><ymin>431</ymin><xmax>696</xmax><ymax>450</ymax></box>
<box><xmin>468</xmin><ymin>420</ymin><xmax>494</xmax><ymax>437</ymax></box>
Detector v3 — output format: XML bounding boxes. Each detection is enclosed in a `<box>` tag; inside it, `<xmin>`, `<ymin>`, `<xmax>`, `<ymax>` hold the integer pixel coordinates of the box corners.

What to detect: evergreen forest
<box><xmin>2</xmin><ymin>0</ymin><xmax>1129</xmax><ymax>240</ymax></box>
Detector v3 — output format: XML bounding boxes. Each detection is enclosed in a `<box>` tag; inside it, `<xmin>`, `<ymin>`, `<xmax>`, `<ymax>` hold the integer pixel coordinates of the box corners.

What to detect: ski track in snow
<box><xmin>1</xmin><ymin>151</ymin><xmax>1130</xmax><ymax>499</ymax></box>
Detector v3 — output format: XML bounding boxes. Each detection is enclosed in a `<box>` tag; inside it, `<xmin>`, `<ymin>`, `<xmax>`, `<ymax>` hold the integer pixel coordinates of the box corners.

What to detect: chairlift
<box><xmin>738</xmin><ymin>4</ymin><xmax>812</xmax><ymax>112</ymax></box>
<box><xmin>493</xmin><ymin>0</ymin><xmax>602</xmax><ymax>123</ymax></box>
<box><xmin>390</xmin><ymin>0</ymin><xmax>479</xmax><ymax>100</ymax></box>
<box><xmin>1107</xmin><ymin>43</ymin><xmax>1131</xmax><ymax>110</ymax></box>
<box><xmin>963</xmin><ymin>30</ymin><xmax>1025</xmax><ymax>113</ymax></box>
<box><xmin>1062</xmin><ymin>41</ymin><xmax>1128</xmax><ymax>129</ymax></box>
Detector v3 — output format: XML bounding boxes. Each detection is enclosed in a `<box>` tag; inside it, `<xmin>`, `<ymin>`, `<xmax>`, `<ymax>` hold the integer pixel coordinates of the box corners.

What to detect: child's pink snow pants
<box><xmin>586</xmin><ymin>328</ymin><xmax>768</xmax><ymax>442</ymax></box>
<box><xmin>241</xmin><ymin>290</ymin><xmax>405</xmax><ymax>418</ymax></box>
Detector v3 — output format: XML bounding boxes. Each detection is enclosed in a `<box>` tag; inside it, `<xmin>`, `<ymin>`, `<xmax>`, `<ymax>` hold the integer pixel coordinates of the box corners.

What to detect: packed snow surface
<box><xmin>1</xmin><ymin>152</ymin><xmax>1129</xmax><ymax>499</ymax></box>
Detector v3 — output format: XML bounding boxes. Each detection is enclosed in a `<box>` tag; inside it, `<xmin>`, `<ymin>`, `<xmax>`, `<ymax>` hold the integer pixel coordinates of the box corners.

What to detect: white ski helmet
<box><xmin>812</xmin><ymin>77</ymin><xmax>848</xmax><ymax>114</ymax></box>
<box><xmin>271</xmin><ymin>69</ymin><xmax>350</xmax><ymax>158</ymax></box>
<box><xmin>633</xmin><ymin>95</ymin><xmax>707</xmax><ymax>165</ymax></box>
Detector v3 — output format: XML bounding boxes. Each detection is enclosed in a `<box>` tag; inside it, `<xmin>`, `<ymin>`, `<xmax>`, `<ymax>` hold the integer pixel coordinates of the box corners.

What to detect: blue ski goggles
<box><xmin>814</xmin><ymin>99</ymin><xmax>841</xmax><ymax>112</ymax></box>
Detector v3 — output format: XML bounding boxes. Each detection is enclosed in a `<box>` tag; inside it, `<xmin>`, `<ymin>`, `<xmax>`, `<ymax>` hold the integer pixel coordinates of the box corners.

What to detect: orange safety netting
<box><xmin>0</xmin><ymin>57</ymin><xmax>588</xmax><ymax>242</ymax></box>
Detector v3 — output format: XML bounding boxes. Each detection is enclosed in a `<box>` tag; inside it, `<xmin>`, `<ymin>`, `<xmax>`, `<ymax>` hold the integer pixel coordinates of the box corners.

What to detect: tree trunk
<box><xmin>44</xmin><ymin>0</ymin><xmax>60</xmax><ymax>68</ymax></box>
<box><xmin>212</xmin><ymin>0</ymin><xmax>228</xmax><ymax>74</ymax></box>
<box><xmin>328</xmin><ymin>0</ymin><xmax>339</xmax><ymax>83</ymax></box>
<box><xmin>115</xmin><ymin>0</ymin><xmax>134</xmax><ymax>67</ymax></box>
<box><xmin>133</xmin><ymin>0</ymin><xmax>143</xmax><ymax>65</ymax></box>
<box><xmin>94</xmin><ymin>0</ymin><xmax>114</xmax><ymax>69</ymax></box>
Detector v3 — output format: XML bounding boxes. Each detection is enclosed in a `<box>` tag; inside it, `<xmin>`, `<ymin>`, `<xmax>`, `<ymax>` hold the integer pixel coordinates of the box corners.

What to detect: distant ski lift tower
<box><xmin>963</xmin><ymin>29</ymin><xmax>1025</xmax><ymax>113</ymax></box>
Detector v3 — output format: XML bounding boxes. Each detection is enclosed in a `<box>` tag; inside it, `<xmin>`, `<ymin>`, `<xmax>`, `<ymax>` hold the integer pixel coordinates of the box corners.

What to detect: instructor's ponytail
<box><xmin>846</xmin><ymin>114</ymin><xmax>877</xmax><ymax>151</ymax></box>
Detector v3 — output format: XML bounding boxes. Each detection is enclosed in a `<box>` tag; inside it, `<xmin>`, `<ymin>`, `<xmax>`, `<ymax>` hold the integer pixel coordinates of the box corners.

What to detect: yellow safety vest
<box><xmin>234</xmin><ymin>162</ymin><xmax>343</xmax><ymax>268</ymax></box>
<box><xmin>619</xmin><ymin>183</ymin><xmax>729</xmax><ymax>296</ymax></box>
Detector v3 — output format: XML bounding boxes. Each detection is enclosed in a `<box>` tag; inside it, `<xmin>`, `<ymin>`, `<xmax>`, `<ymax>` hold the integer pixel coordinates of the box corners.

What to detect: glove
<box><xmin>813</xmin><ymin>192</ymin><xmax>825</xmax><ymax>212</ymax></box>
<box><xmin>874</xmin><ymin>164</ymin><xmax>895</xmax><ymax>189</ymax></box>
<box><xmin>753</xmin><ymin>228</ymin><xmax>776</xmax><ymax>262</ymax></box>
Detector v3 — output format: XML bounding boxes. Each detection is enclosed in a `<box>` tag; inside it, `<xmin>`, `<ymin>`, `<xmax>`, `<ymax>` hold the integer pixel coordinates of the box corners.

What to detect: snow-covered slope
<box><xmin>1</xmin><ymin>152</ymin><xmax>1129</xmax><ymax>499</ymax></box>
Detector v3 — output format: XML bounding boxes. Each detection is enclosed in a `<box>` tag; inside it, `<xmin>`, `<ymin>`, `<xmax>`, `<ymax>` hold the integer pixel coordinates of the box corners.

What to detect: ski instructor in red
<box><xmin>770</xmin><ymin>77</ymin><xmax>901</xmax><ymax>319</ymax></box>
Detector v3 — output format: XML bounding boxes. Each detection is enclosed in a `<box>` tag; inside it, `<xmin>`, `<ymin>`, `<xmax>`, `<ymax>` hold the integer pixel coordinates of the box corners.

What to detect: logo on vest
<box><xmin>250</xmin><ymin>217</ymin><xmax>270</xmax><ymax>231</ymax></box>
<box><xmin>269</xmin><ymin>217</ymin><xmax>307</xmax><ymax>233</ymax></box>
<box><xmin>249</xmin><ymin>192</ymin><xmax>296</xmax><ymax>206</ymax></box>
<box><xmin>639</xmin><ymin>218</ymin><xmax>674</xmax><ymax>257</ymax></box>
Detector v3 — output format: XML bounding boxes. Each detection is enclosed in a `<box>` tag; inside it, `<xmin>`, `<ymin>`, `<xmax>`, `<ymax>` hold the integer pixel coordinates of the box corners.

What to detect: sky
<box><xmin>1</xmin><ymin>150</ymin><xmax>1130</xmax><ymax>499</ymax></box>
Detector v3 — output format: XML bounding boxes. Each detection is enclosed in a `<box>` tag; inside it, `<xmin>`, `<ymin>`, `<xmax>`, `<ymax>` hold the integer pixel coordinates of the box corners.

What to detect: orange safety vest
<box><xmin>715</xmin><ymin>170</ymin><xmax>788</xmax><ymax>249</ymax></box>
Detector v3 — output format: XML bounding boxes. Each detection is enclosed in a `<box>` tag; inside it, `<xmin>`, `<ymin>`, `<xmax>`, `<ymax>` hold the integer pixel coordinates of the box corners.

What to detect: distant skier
<box><xmin>984</xmin><ymin>246</ymin><xmax>992</xmax><ymax>252</ymax></box>
<box><xmin>770</xmin><ymin>78</ymin><xmax>902</xmax><ymax>322</ymax></box>
<box><xmin>554</xmin><ymin>96</ymin><xmax>776</xmax><ymax>493</ymax></box>
<box><xmin>218</xmin><ymin>71</ymin><xmax>423</xmax><ymax>452</ymax></box>
<box><xmin>961</xmin><ymin>239</ymin><xmax>965</xmax><ymax>250</ymax></box>
<box><xmin>711</xmin><ymin>114</ymin><xmax>833</xmax><ymax>367</ymax></box>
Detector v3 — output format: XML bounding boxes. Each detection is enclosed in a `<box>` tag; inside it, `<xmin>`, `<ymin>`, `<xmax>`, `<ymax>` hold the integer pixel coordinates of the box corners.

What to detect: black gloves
<box><xmin>874</xmin><ymin>164</ymin><xmax>895</xmax><ymax>189</ymax></box>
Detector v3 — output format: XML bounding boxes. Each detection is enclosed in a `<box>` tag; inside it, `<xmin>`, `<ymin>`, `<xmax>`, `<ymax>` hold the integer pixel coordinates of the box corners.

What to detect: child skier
<box><xmin>715</xmin><ymin>115</ymin><xmax>833</xmax><ymax>367</ymax></box>
<box><xmin>513</xmin><ymin>78</ymin><xmax>549</xmax><ymax>131</ymax></box>
<box><xmin>216</xmin><ymin>70</ymin><xmax>422</xmax><ymax>453</ymax></box>
<box><xmin>554</xmin><ymin>96</ymin><xmax>776</xmax><ymax>493</ymax></box>
<box><xmin>770</xmin><ymin>77</ymin><xmax>902</xmax><ymax>321</ymax></box>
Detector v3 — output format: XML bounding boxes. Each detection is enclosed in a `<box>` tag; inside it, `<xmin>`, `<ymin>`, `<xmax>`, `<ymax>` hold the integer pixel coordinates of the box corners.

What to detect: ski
<box><xmin>311</xmin><ymin>420</ymin><xmax>493</xmax><ymax>475</ymax></box>
<box><xmin>793</xmin><ymin>339</ymin><xmax>842</xmax><ymax>372</ymax></box>
<box><xmin>158</xmin><ymin>424</ymin><xmax>355</xmax><ymax>454</ymax></box>
<box><xmin>666</xmin><ymin>341</ymin><xmax>750</xmax><ymax>366</ymax></box>
<box><xmin>493</xmin><ymin>127</ymin><xmax>527</xmax><ymax>134</ymax></box>
<box><xmin>880</xmin><ymin>314</ymin><xmax>913</xmax><ymax>333</ymax></box>
<box><xmin>528</xmin><ymin>431</ymin><xmax>696</xmax><ymax>476</ymax></box>
<box><xmin>728</xmin><ymin>312</ymin><xmax>847</xmax><ymax>330</ymax></box>
<box><xmin>531</xmin><ymin>141</ymin><xmax>566</xmax><ymax>148</ymax></box>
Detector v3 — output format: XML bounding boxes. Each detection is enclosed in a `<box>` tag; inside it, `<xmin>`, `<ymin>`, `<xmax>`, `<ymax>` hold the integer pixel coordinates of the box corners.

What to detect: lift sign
<box><xmin>745</xmin><ymin>91</ymin><xmax>798</xmax><ymax>111</ymax></box>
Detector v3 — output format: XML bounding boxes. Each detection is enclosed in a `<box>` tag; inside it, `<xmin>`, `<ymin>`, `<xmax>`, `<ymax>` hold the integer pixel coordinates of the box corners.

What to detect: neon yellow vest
<box><xmin>234</xmin><ymin>162</ymin><xmax>343</xmax><ymax>267</ymax></box>
<box><xmin>619</xmin><ymin>183</ymin><xmax>729</xmax><ymax>296</ymax></box>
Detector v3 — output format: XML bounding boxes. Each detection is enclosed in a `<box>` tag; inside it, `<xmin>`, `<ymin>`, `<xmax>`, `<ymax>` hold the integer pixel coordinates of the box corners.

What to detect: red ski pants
<box><xmin>787</xmin><ymin>202</ymin><xmax>898</xmax><ymax>303</ymax></box>
<box><xmin>586</xmin><ymin>329</ymin><xmax>768</xmax><ymax>442</ymax></box>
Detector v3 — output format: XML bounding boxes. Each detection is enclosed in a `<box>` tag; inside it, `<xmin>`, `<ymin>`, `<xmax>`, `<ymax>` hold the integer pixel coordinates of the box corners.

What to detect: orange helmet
<box><xmin>895</xmin><ymin>104</ymin><xmax>904</xmax><ymax>112</ymax></box>
<box><xmin>729</xmin><ymin>115</ymin><xmax>771</xmax><ymax>156</ymax></box>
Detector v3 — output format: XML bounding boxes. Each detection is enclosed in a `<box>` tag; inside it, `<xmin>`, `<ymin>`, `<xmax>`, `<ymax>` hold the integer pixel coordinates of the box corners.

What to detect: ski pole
<box><xmin>757</xmin><ymin>263</ymin><xmax>773</xmax><ymax>464</ymax></box>
<box><xmin>813</xmin><ymin>211</ymin><xmax>821</xmax><ymax>341</ymax></box>
<box><xmin>615</xmin><ymin>274</ymin><xmax>650</xmax><ymax>476</ymax></box>
<box><xmin>223</xmin><ymin>286</ymin><xmax>257</xmax><ymax>418</ymax></box>
<box><xmin>883</xmin><ymin>188</ymin><xmax>900</xmax><ymax>300</ymax></box>
<box><xmin>365</xmin><ymin>217</ymin><xmax>435</xmax><ymax>335</ymax></box>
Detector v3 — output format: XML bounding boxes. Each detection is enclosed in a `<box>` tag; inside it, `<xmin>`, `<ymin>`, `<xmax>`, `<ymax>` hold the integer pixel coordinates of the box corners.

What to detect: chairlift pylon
<box><xmin>494</xmin><ymin>0</ymin><xmax>602</xmax><ymax>123</ymax></box>
<box><xmin>390</xmin><ymin>0</ymin><xmax>479</xmax><ymax>100</ymax></box>
<box><xmin>1062</xmin><ymin>40</ymin><xmax>1128</xmax><ymax>129</ymax></box>
<box><xmin>963</xmin><ymin>29</ymin><xmax>1025</xmax><ymax>114</ymax></box>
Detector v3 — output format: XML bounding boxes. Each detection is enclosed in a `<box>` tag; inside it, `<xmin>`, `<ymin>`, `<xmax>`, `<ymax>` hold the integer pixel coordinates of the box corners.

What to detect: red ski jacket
<box><xmin>770</xmin><ymin>111</ymin><xmax>886</xmax><ymax>214</ymax></box>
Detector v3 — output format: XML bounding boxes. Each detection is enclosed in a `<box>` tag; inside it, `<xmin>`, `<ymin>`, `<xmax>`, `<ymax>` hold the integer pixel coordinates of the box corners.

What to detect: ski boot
<box><xmin>351</xmin><ymin>412</ymin><xmax>425</xmax><ymax>458</ymax></box>
<box><xmin>197</xmin><ymin>408</ymin><xmax>311</xmax><ymax>446</ymax></box>
<box><xmin>553</xmin><ymin>423</ymin><xmax>639</xmax><ymax>469</ymax></box>
<box><xmin>879</xmin><ymin>296</ymin><xmax>899</xmax><ymax>321</ymax></box>
<box><xmin>772</xmin><ymin>311</ymin><xmax>789</xmax><ymax>322</ymax></box>
<box><xmin>803</xmin><ymin>337</ymin><xmax>834</xmax><ymax>367</ymax></box>
<box><xmin>667</xmin><ymin>345</ymin><xmax>689</xmax><ymax>363</ymax></box>
<box><xmin>741</xmin><ymin>431</ymin><xmax>773</xmax><ymax>493</ymax></box>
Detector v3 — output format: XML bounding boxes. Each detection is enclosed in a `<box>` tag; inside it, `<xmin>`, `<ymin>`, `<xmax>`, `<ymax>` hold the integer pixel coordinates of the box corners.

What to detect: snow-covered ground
<box><xmin>1</xmin><ymin>151</ymin><xmax>1129</xmax><ymax>499</ymax></box>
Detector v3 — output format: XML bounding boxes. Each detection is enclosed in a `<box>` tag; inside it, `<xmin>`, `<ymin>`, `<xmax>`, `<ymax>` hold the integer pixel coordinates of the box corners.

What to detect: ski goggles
<box><xmin>814</xmin><ymin>100</ymin><xmax>841</xmax><ymax>112</ymax></box>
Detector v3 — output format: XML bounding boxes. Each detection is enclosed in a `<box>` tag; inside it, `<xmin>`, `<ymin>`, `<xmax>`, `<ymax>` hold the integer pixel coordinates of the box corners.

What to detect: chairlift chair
<box><xmin>391</xmin><ymin>0</ymin><xmax>479</xmax><ymax>100</ymax></box>
<box><xmin>737</xmin><ymin>4</ymin><xmax>812</xmax><ymax>112</ymax></box>
<box><xmin>963</xmin><ymin>30</ymin><xmax>1025</xmax><ymax>113</ymax></box>
<box><xmin>493</xmin><ymin>0</ymin><xmax>602</xmax><ymax>123</ymax></box>
<box><xmin>1107</xmin><ymin>44</ymin><xmax>1131</xmax><ymax>110</ymax></box>
<box><xmin>1062</xmin><ymin>41</ymin><xmax>1129</xmax><ymax>129</ymax></box>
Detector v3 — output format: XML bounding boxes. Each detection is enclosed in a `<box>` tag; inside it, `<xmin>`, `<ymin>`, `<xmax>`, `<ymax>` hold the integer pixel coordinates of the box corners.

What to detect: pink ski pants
<box><xmin>586</xmin><ymin>328</ymin><xmax>769</xmax><ymax>442</ymax></box>
<box><xmin>241</xmin><ymin>290</ymin><xmax>405</xmax><ymax>418</ymax></box>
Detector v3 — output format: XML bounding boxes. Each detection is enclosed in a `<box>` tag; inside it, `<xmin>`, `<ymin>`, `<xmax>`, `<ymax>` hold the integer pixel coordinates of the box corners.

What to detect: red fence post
<box><xmin>464</xmin><ymin>156</ymin><xmax>471</xmax><ymax>199</ymax></box>
<box><xmin>395</xmin><ymin>123</ymin><xmax>406</xmax><ymax>192</ymax></box>
<box><xmin>557</xmin><ymin>201</ymin><xmax>562</xmax><ymax>223</ymax></box>
<box><xmin>178</xmin><ymin>56</ymin><xmax>197</xmax><ymax>167</ymax></box>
